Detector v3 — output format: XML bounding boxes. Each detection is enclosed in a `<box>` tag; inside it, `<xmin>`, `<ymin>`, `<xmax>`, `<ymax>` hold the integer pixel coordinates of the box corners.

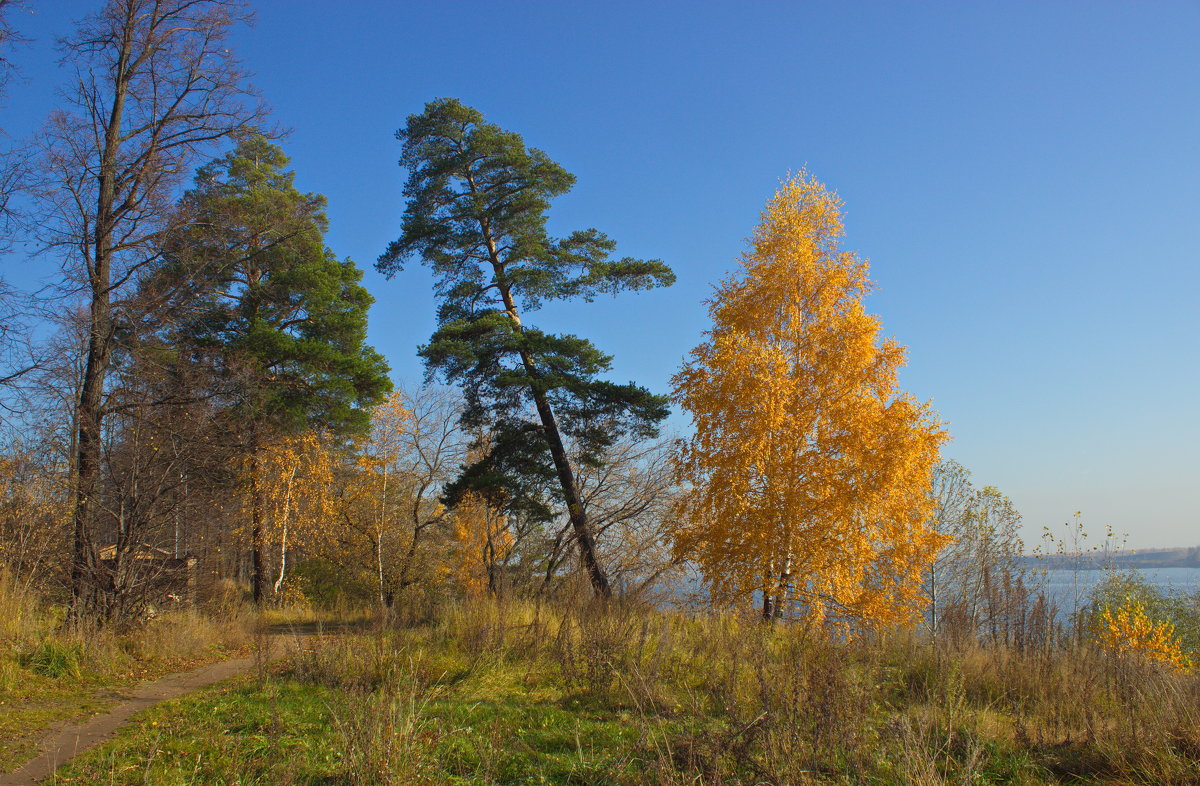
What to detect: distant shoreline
<box><xmin>1018</xmin><ymin>546</ymin><xmax>1200</xmax><ymax>571</ymax></box>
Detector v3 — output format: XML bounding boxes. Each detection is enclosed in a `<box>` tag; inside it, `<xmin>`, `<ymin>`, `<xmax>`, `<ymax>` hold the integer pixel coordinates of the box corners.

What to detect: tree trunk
<box><xmin>71</xmin><ymin>19</ymin><xmax>134</xmax><ymax>617</ymax></box>
<box><xmin>527</xmin><ymin>386</ymin><xmax>611</xmax><ymax>598</ymax></box>
<box><xmin>393</xmin><ymin>480</ymin><xmax>430</xmax><ymax>603</ymax></box>
<box><xmin>762</xmin><ymin>565</ymin><xmax>774</xmax><ymax>621</ymax></box>
<box><xmin>929</xmin><ymin>566</ymin><xmax>938</xmax><ymax>640</ymax></box>
<box><xmin>485</xmin><ymin>256</ymin><xmax>610</xmax><ymax>596</ymax></box>
<box><xmin>72</xmin><ymin>309</ymin><xmax>108</xmax><ymax>615</ymax></box>
<box><xmin>772</xmin><ymin>553</ymin><xmax>793</xmax><ymax>621</ymax></box>
<box><xmin>249</xmin><ymin>429</ymin><xmax>268</xmax><ymax>605</ymax></box>
<box><xmin>484</xmin><ymin>522</ymin><xmax>498</xmax><ymax>596</ymax></box>
<box><xmin>377</xmin><ymin>466</ymin><xmax>388</xmax><ymax>610</ymax></box>
<box><xmin>273</xmin><ymin>465</ymin><xmax>296</xmax><ymax>595</ymax></box>
<box><xmin>376</xmin><ymin>530</ymin><xmax>386</xmax><ymax>610</ymax></box>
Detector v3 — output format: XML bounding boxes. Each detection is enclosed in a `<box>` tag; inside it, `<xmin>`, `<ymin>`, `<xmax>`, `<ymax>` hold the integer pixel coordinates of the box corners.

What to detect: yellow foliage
<box><xmin>366</xmin><ymin>390</ymin><xmax>415</xmax><ymax>469</ymax></box>
<box><xmin>1096</xmin><ymin>599</ymin><xmax>1192</xmax><ymax>670</ymax></box>
<box><xmin>448</xmin><ymin>492</ymin><xmax>513</xmax><ymax>597</ymax></box>
<box><xmin>336</xmin><ymin>391</ymin><xmax>415</xmax><ymax>546</ymax></box>
<box><xmin>0</xmin><ymin>452</ymin><xmax>67</xmax><ymax>580</ymax></box>
<box><xmin>266</xmin><ymin>433</ymin><xmax>334</xmax><ymax>516</ymax></box>
<box><xmin>672</xmin><ymin>172</ymin><xmax>949</xmax><ymax>628</ymax></box>
<box><xmin>243</xmin><ymin>431</ymin><xmax>336</xmax><ymax>598</ymax></box>
<box><xmin>254</xmin><ymin>432</ymin><xmax>335</xmax><ymax>540</ymax></box>
<box><xmin>315</xmin><ymin>390</ymin><xmax>464</xmax><ymax>604</ymax></box>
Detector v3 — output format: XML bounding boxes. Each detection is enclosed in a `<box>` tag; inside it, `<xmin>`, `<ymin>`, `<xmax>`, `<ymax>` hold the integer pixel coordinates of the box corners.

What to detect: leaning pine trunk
<box><xmin>482</xmin><ymin>234</ymin><xmax>611</xmax><ymax>599</ymax></box>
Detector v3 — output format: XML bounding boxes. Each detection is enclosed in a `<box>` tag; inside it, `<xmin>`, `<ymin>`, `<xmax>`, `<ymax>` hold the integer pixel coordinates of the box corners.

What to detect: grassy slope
<box><xmin>0</xmin><ymin>666</ymin><xmax>116</xmax><ymax>771</ymax></box>
<box><xmin>53</xmin><ymin>657</ymin><xmax>677</xmax><ymax>784</ymax></box>
<box><xmin>47</xmin><ymin>599</ymin><xmax>1200</xmax><ymax>785</ymax></box>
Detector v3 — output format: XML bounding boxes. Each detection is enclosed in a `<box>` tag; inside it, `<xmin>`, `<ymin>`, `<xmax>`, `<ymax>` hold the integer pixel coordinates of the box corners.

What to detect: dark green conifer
<box><xmin>165</xmin><ymin>136</ymin><xmax>391</xmax><ymax>603</ymax></box>
<box><xmin>378</xmin><ymin>98</ymin><xmax>673</xmax><ymax>598</ymax></box>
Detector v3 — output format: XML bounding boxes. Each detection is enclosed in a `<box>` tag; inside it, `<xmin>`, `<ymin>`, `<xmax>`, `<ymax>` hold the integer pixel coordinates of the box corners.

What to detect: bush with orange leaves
<box><xmin>1096</xmin><ymin>598</ymin><xmax>1193</xmax><ymax>671</ymax></box>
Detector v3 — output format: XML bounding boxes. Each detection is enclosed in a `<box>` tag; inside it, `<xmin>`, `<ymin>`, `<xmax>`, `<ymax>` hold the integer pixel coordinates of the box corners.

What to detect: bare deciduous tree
<box><xmin>29</xmin><ymin>0</ymin><xmax>266</xmax><ymax>614</ymax></box>
<box><xmin>925</xmin><ymin>460</ymin><xmax>1030</xmax><ymax>643</ymax></box>
<box><xmin>925</xmin><ymin>459</ymin><xmax>975</xmax><ymax>635</ymax></box>
<box><xmin>0</xmin><ymin>0</ymin><xmax>31</xmax><ymax>372</ymax></box>
<box><xmin>0</xmin><ymin>0</ymin><xmax>23</xmax><ymax>94</ymax></box>
<box><xmin>532</xmin><ymin>435</ymin><xmax>681</xmax><ymax>599</ymax></box>
<box><xmin>389</xmin><ymin>385</ymin><xmax>466</xmax><ymax>603</ymax></box>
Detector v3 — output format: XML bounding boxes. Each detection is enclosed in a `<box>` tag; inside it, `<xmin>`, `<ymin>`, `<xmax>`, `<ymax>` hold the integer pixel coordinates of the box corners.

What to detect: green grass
<box><xmin>49</xmin><ymin>675</ymin><xmax>339</xmax><ymax>784</ymax></box>
<box><xmin>0</xmin><ymin>610</ymin><xmax>257</xmax><ymax>771</ymax></box>
<box><xmin>419</xmin><ymin>661</ymin><xmax>676</xmax><ymax>783</ymax></box>
<box><xmin>31</xmin><ymin>599</ymin><xmax>1200</xmax><ymax>784</ymax></box>
<box><xmin>0</xmin><ymin>666</ymin><xmax>118</xmax><ymax>772</ymax></box>
<box><xmin>53</xmin><ymin>652</ymin><xmax>685</xmax><ymax>784</ymax></box>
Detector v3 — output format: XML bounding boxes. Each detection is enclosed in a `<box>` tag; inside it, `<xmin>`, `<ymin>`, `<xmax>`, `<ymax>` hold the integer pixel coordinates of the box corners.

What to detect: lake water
<box><xmin>1037</xmin><ymin>567</ymin><xmax>1200</xmax><ymax>614</ymax></box>
<box><xmin>665</xmin><ymin>566</ymin><xmax>1200</xmax><ymax>619</ymax></box>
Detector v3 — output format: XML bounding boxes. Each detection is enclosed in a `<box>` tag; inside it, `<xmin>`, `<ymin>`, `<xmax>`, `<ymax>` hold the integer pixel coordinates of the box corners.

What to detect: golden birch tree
<box><xmin>672</xmin><ymin>172</ymin><xmax>949</xmax><ymax>627</ymax></box>
<box><xmin>357</xmin><ymin>391</ymin><xmax>411</xmax><ymax>607</ymax></box>
<box><xmin>327</xmin><ymin>390</ymin><xmax>417</xmax><ymax>609</ymax></box>
<box><xmin>243</xmin><ymin>431</ymin><xmax>334</xmax><ymax>601</ymax></box>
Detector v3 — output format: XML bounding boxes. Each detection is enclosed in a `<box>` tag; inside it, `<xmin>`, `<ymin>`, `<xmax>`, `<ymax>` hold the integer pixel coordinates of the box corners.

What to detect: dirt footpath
<box><xmin>0</xmin><ymin>631</ymin><xmax>310</xmax><ymax>785</ymax></box>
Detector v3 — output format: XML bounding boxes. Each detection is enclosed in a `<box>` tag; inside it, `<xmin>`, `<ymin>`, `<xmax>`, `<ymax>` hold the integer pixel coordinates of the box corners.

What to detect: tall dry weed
<box><xmin>0</xmin><ymin>567</ymin><xmax>47</xmax><ymax>644</ymax></box>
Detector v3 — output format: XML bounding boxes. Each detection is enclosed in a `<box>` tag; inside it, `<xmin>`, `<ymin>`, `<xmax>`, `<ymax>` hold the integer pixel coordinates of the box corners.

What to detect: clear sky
<box><xmin>3</xmin><ymin>1</ymin><xmax>1198</xmax><ymax>549</ymax></box>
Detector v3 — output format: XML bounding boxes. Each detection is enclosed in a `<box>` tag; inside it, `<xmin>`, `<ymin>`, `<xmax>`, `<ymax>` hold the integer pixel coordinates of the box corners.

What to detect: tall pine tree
<box><xmin>160</xmin><ymin>136</ymin><xmax>391</xmax><ymax>603</ymax></box>
<box><xmin>378</xmin><ymin>99</ymin><xmax>673</xmax><ymax>598</ymax></box>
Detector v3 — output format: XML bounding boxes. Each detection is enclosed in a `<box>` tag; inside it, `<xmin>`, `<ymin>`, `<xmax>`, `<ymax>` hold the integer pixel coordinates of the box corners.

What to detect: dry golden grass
<box><xmin>9</xmin><ymin>581</ymin><xmax>1200</xmax><ymax>784</ymax></box>
<box><xmin>0</xmin><ymin>572</ymin><xmax>259</xmax><ymax>770</ymax></box>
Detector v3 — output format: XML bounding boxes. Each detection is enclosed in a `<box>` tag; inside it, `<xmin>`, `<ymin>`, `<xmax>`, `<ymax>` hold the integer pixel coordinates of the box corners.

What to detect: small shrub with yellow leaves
<box><xmin>1096</xmin><ymin>598</ymin><xmax>1192</xmax><ymax>671</ymax></box>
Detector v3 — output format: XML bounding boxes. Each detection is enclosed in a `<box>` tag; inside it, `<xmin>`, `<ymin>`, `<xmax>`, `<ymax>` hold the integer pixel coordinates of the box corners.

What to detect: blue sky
<box><xmin>3</xmin><ymin>1</ymin><xmax>1198</xmax><ymax>548</ymax></box>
